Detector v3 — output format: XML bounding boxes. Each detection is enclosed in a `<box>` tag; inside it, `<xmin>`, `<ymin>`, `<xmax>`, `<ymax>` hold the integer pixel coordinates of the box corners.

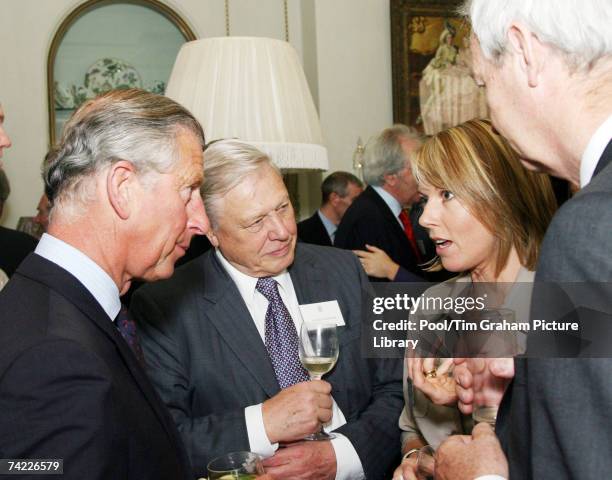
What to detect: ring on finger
<box><xmin>424</xmin><ymin>369</ymin><xmax>437</xmax><ymax>379</ymax></box>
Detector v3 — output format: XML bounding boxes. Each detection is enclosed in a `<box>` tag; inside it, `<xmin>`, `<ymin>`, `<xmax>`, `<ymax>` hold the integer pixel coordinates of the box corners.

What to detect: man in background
<box><xmin>298</xmin><ymin>170</ymin><xmax>363</xmax><ymax>246</ymax></box>
<box><xmin>131</xmin><ymin>140</ymin><xmax>404</xmax><ymax>480</ymax></box>
<box><xmin>335</xmin><ymin>125</ymin><xmax>436</xmax><ymax>282</ymax></box>
<box><xmin>0</xmin><ymin>103</ymin><xmax>38</xmax><ymax>277</ymax></box>
<box><xmin>33</xmin><ymin>193</ymin><xmax>51</xmax><ymax>235</ymax></box>
<box><xmin>0</xmin><ymin>89</ymin><xmax>209</xmax><ymax>479</ymax></box>
<box><xmin>435</xmin><ymin>1</ymin><xmax>612</xmax><ymax>479</ymax></box>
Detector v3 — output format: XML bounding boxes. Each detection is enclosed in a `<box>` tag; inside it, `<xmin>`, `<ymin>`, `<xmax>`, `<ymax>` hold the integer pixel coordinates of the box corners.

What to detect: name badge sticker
<box><xmin>299</xmin><ymin>300</ymin><xmax>346</xmax><ymax>326</ymax></box>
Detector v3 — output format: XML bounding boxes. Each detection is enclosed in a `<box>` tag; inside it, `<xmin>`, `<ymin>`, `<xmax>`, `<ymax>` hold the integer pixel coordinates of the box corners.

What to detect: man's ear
<box><xmin>107</xmin><ymin>160</ymin><xmax>136</xmax><ymax>220</ymax></box>
<box><xmin>206</xmin><ymin>229</ymin><xmax>220</xmax><ymax>248</ymax></box>
<box><xmin>382</xmin><ymin>172</ymin><xmax>397</xmax><ymax>188</ymax></box>
<box><xmin>507</xmin><ymin>22</ymin><xmax>544</xmax><ymax>88</ymax></box>
<box><xmin>328</xmin><ymin>191</ymin><xmax>341</xmax><ymax>207</ymax></box>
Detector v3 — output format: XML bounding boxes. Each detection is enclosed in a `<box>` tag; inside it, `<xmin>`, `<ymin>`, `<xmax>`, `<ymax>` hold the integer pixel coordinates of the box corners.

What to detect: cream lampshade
<box><xmin>165</xmin><ymin>36</ymin><xmax>328</xmax><ymax>171</ymax></box>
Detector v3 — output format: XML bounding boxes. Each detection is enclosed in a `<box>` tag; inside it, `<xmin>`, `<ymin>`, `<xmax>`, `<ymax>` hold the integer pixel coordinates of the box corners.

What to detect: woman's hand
<box><xmin>353</xmin><ymin>244</ymin><xmax>399</xmax><ymax>280</ymax></box>
<box><xmin>407</xmin><ymin>357</ymin><xmax>457</xmax><ymax>406</ymax></box>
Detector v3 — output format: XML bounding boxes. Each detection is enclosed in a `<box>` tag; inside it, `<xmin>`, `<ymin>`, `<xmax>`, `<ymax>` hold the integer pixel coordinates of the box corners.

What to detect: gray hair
<box><xmin>321</xmin><ymin>171</ymin><xmax>363</xmax><ymax>204</ymax></box>
<box><xmin>461</xmin><ymin>0</ymin><xmax>612</xmax><ymax>70</ymax></box>
<box><xmin>202</xmin><ymin>139</ymin><xmax>280</xmax><ymax>228</ymax></box>
<box><xmin>43</xmin><ymin>88</ymin><xmax>204</xmax><ymax>218</ymax></box>
<box><xmin>362</xmin><ymin>124</ymin><xmax>422</xmax><ymax>186</ymax></box>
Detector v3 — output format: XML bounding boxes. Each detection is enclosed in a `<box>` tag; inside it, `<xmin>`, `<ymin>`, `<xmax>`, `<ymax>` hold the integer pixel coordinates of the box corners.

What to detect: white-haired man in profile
<box><xmin>428</xmin><ymin>1</ymin><xmax>612</xmax><ymax>479</ymax></box>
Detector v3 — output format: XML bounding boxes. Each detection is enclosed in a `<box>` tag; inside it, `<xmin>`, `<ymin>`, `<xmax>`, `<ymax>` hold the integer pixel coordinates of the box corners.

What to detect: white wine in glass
<box><xmin>300</xmin><ymin>356</ymin><xmax>337</xmax><ymax>378</ymax></box>
<box><xmin>299</xmin><ymin>322</ymin><xmax>339</xmax><ymax>441</ymax></box>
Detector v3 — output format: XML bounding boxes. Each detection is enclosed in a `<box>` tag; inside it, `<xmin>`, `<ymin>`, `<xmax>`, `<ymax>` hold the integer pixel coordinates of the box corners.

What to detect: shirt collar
<box><xmin>317</xmin><ymin>209</ymin><xmax>337</xmax><ymax>242</ymax></box>
<box><xmin>580</xmin><ymin>114</ymin><xmax>612</xmax><ymax>187</ymax></box>
<box><xmin>215</xmin><ymin>249</ymin><xmax>292</xmax><ymax>306</ymax></box>
<box><xmin>34</xmin><ymin>233</ymin><xmax>121</xmax><ymax>320</ymax></box>
<box><xmin>372</xmin><ymin>185</ymin><xmax>402</xmax><ymax>221</ymax></box>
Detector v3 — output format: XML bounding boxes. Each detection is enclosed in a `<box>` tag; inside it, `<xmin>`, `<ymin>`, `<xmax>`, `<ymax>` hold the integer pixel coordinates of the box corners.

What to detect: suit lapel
<box><xmin>289</xmin><ymin>244</ymin><xmax>327</xmax><ymax>306</ymax></box>
<box><xmin>366</xmin><ymin>186</ymin><xmax>408</xmax><ymax>241</ymax></box>
<box><xmin>200</xmin><ymin>253</ymin><xmax>280</xmax><ymax>398</ymax></box>
<box><xmin>593</xmin><ymin>139</ymin><xmax>612</xmax><ymax>177</ymax></box>
<box><xmin>313</xmin><ymin>214</ymin><xmax>333</xmax><ymax>246</ymax></box>
<box><xmin>289</xmin><ymin>245</ymin><xmax>350</xmax><ymax>395</ymax></box>
<box><xmin>16</xmin><ymin>254</ymin><xmax>183</xmax><ymax>450</ymax></box>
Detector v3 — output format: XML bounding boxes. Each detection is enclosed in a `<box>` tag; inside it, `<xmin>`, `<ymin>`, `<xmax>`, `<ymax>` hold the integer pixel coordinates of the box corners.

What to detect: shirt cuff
<box><xmin>244</xmin><ymin>404</ymin><xmax>279</xmax><ymax>458</ymax></box>
<box><xmin>475</xmin><ymin>476</ymin><xmax>507</xmax><ymax>480</ymax></box>
<box><xmin>330</xmin><ymin>433</ymin><xmax>365</xmax><ymax>480</ymax></box>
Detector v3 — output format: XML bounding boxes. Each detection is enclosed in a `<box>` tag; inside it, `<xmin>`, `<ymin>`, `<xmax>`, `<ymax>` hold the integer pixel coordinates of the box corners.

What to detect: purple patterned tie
<box><xmin>115</xmin><ymin>304</ymin><xmax>145</xmax><ymax>364</ymax></box>
<box><xmin>256</xmin><ymin>277</ymin><xmax>309</xmax><ymax>388</ymax></box>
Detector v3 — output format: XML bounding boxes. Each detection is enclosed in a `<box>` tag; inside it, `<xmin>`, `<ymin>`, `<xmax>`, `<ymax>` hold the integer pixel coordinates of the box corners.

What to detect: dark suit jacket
<box><xmin>498</xmin><ymin>140</ymin><xmax>612</xmax><ymax>479</ymax></box>
<box><xmin>131</xmin><ymin>244</ymin><xmax>404</xmax><ymax>480</ymax></box>
<box><xmin>297</xmin><ymin>211</ymin><xmax>333</xmax><ymax>246</ymax></box>
<box><xmin>0</xmin><ymin>254</ymin><xmax>191</xmax><ymax>480</ymax></box>
<box><xmin>0</xmin><ymin>226</ymin><xmax>37</xmax><ymax>277</ymax></box>
<box><xmin>334</xmin><ymin>186</ymin><xmax>443</xmax><ymax>282</ymax></box>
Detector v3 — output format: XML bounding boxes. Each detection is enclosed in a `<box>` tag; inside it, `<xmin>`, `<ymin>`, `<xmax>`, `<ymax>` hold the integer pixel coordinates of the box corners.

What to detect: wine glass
<box><xmin>298</xmin><ymin>322</ymin><xmax>339</xmax><ymax>441</ymax></box>
<box><xmin>207</xmin><ymin>451</ymin><xmax>265</xmax><ymax>480</ymax></box>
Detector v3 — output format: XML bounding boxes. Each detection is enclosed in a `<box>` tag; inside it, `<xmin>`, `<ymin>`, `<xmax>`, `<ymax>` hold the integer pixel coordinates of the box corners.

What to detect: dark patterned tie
<box><xmin>115</xmin><ymin>304</ymin><xmax>145</xmax><ymax>364</ymax></box>
<box><xmin>256</xmin><ymin>277</ymin><xmax>309</xmax><ymax>388</ymax></box>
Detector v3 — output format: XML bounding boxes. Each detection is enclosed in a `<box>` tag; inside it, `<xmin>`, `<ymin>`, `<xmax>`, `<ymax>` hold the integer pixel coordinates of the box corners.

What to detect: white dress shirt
<box><xmin>34</xmin><ymin>233</ymin><xmax>120</xmax><ymax>320</ymax></box>
<box><xmin>317</xmin><ymin>209</ymin><xmax>337</xmax><ymax>243</ymax></box>
<box><xmin>215</xmin><ymin>250</ymin><xmax>365</xmax><ymax>480</ymax></box>
<box><xmin>580</xmin><ymin>114</ymin><xmax>612</xmax><ymax>187</ymax></box>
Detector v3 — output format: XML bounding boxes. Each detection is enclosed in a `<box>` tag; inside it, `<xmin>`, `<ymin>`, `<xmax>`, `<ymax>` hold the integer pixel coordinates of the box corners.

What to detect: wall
<box><xmin>0</xmin><ymin>0</ymin><xmax>392</xmax><ymax>227</ymax></box>
<box><xmin>296</xmin><ymin>0</ymin><xmax>393</xmax><ymax>216</ymax></box>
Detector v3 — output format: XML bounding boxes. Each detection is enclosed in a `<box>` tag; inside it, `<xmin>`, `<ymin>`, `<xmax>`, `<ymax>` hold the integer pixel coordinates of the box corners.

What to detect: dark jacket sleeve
<box><xmin>0</xmin><ymin>340</ymin><xmax>118</xmax><ymax>480</ymax></box>
<box><xmin>506</xmin><ymin>182</ymin><xmax>612</xmax><ymax>480</ymax></box>
<box><xmin>130</xmin><ymin>289</ymin><xmax>250</xmax><ymax>476</ymax></box>
<box><xmin>393</xmin><ymin>266</ymin><xmax>425</xmax><ymax>283</ymax></box>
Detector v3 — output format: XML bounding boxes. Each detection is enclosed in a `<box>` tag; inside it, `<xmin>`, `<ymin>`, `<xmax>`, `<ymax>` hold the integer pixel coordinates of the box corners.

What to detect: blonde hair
<box><xmin>413</xmin><ymin>119</ymin><xmax>557</xmax><ymax>275</ymax></box>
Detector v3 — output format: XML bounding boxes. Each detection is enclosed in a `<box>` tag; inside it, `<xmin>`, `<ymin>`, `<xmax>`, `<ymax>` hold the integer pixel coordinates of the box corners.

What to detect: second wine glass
<box><xmin>298</xmin><ymin>322</ymin><xmax>339</xmax><ymax>441</ymax></box>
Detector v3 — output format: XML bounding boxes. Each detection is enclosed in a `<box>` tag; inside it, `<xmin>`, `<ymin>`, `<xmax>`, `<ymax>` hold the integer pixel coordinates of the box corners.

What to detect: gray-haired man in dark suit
<box><xmin>131</xmin><ymin>139</ymin><xmax>403</xmax><ymax>480</ymax></box>
<box><xmin>433</xmin><ymin>1</ymin><xmax>612</xmax><ymax>479</ymax></box>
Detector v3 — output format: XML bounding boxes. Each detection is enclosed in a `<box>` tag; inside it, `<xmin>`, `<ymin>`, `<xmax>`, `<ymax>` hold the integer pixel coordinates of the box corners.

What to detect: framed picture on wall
<box><xmin>390</xmin><ymin>0</ymin><xmax>486</xmax><ymax>135</ymax></box>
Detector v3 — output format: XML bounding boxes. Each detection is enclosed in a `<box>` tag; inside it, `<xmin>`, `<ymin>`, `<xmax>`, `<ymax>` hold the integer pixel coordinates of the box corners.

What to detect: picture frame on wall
<box><xmin>390</xmin><ymin>0</ymin><xmax>486</xmax><ymax>135</ymax></box>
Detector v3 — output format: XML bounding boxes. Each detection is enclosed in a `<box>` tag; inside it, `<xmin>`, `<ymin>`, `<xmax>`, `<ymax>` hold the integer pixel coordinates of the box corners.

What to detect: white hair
<box><xmin>201</xmin><ymin>139</ymin><xmax>280</xmax><ymax>228</ymax></box>
<box><xmin>461</xmin><ymin>0</ymin><xmax>612</xmax><ymax>70</ymax></box>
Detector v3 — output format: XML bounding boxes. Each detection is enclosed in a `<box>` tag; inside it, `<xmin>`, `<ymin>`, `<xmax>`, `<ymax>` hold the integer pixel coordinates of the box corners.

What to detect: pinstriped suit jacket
<box><xmin>131</xmin><ymin>243</ymin><xmax>404</xmax><ymax>479</ymax></box>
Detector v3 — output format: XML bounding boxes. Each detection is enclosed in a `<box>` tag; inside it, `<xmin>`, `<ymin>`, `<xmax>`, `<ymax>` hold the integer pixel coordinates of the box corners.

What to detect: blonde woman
<box><xmin>355</xmin><ymin>120</ymin><xmax>557</xmax><ymax>480</ymax></box>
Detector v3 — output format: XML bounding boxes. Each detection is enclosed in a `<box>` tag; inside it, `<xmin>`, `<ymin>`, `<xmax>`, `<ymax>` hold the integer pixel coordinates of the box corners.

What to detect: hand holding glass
<box><xmin>298</xmin><ymin>322</ymin><xmax>339</xmax><ymax>441</ymax></box>
<box><xmin>469</xmin><ymin>308</ymin><xmax>516</xmax><ymax>425</ymax></box>
<box><xmin>207</xmin><ymin>451</ymin><xmax>265</xmax><ymax>480</ymax></box>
